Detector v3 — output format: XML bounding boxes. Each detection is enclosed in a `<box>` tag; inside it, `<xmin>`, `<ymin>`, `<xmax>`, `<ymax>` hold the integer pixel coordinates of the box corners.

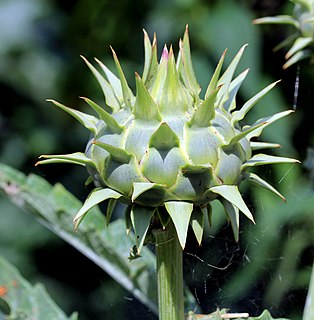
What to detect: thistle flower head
<box><xmin>37</xmin><ymin>26</ymin><xmax>298</xmax><ymax>254</ymax></box>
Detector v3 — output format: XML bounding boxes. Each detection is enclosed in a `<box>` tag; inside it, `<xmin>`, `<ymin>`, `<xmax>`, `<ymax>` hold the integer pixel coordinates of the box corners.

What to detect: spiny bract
<box><xmin>254</xmin><ymin>0</ymin><xmax>314</xmax><ymax>68</ymax></box>
<box><xmin>37</xmin><ymin>26</ymin><xmax>298</xmax><ymax>254</ymax></box>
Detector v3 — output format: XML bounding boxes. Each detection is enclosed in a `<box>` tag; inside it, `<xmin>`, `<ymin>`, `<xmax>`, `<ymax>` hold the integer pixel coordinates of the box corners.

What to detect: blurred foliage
<box><xmin>0</xmin><ymin>0</ymin><xmax>313</xmax><ymax>319</ymax></box>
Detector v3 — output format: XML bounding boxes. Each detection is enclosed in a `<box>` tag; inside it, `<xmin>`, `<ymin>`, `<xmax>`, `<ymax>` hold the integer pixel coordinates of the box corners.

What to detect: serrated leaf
<box><xmin>190</xmin><ymin>207</ymin><xmax>204</xmax><ymax>245</ymax></box>
<box><xmin>210</xmin><ymin>185</ymin><xmax>254</xmax><ymax>222</ymax></box>
<box><xmin>164</xmin><ymin>201</ymin><xmax>193</xmax><ymax>249</ymax></box>
<box><xmin>243</xmin><ymin>172</ymin><xmax>286</xmax><ymax>201</ymax></box>
<box><xmin>81</xmin><ymin>56</ymin><xmax>120</xmax><ymax>112</ymax></box>
<box><xmin>47</xmin><ymin>99</ymin><xmax>99</xmax><ymax>134</ymax></box>
<box><xmin>221</xmin><ymin>199</ymin><xmax>239</xmax><ymax>242</ymax></box>
<box><xmin>74</xmin><ymin>188</ymin><xmax>122</xmax><ymax>229</ymax></box>
<box><xmin>80</xmin><ymin>97</ymin><xmax>123</xmax><ymax>134</ymax></box>
<box><xmin>0</xmin><ymin>255</ymin><xmax>78</xmax><ymax>320</ymax></box>
<box><xmin>232</xmin><ymin>80</ymin><xmax>280</xmax><ymax>124</ymax></box>
<box><xmin>36</xmin><ymin>152</ymin><xmax>95</xmax><ymax>167</ymax></box>
<box><xmin>241</xmin><ymin>154</ymin><xmax>300</xmax><ymax>169</ymax></box>
<box><xmin>130</xmin><ymin>205</ymin><xmax>155</xmax><ymax>254</ymax></box>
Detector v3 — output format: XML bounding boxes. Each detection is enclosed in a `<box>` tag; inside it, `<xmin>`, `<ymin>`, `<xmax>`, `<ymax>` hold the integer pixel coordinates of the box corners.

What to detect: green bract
<box><xmin>37</xmin><ymin>26</ymin><xmax>298</xmax><ymax>253</ymax></box>
<box><xmin>254</xmin><ymin>0</ymin><xmax>314</xmax><ymax>68</ymax></box>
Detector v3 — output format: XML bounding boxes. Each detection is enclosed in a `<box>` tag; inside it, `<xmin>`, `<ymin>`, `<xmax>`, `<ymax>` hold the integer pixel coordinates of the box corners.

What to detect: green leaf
<box><xmin>159</xmin><ymin>48</ymin><xmax>191</xmax><ymax>115</ymax></box>
<box><xmin>250</xmin><ymin>141</ymin><xmax>281</xmax><ymax>150</ymax></box>
<box><xmin>149</xmin><ymin>122</ymin><xmax>180</xmax><ymax>149</ymax></box>
<box><xmin>47</xmin><ymin>99</ymin><xmax>98</xmax><ymax>134</ymax></box>
<box><xmin>188</xmin><ymin>85</ymin><xmax>221</xmax><ymax>127</ymax></box>
<box><xmin>164</xmin><ymin>201</ymin><xmax>193</xmax><ymax>249</ymax></box>
<box><xmin>130</xmin><ymin>205</ymin><xmax>155</xmax><ymax>254</ymax></box>
<box><xmin>106</xmin><ymin>198</ymin><xmax>117</xmax><ymax>226</ymax></box>
<box><xmin>221</xmin><ymin>199</ymin><xmax>239</xmax><ymax>242</ymax></box>
<box><xmin>190</xmin><ymin>207</ymin><xmax>204</xmax><ymax>245</ymax></box>
<box><xmin>232</xmin><ymin>80</ymin><xmax>280</xmax><ymax>124</ymax></box>
<box><xmin>80</xmin><ymin>97</ymin><xmax>123</xmax><ymax>134</ymax></box>
<box><xmin>210</xmin><ymin>185</ymin><xmax>254</xmax><ymax>222</ymax></box>
<box><xmin>134</xmin><ymin>73</ymin><xmax>162</xmax><ymax>121</ymax></box>
<box><xmin>36</xmin><ymin>152</ymin><xmax>95</xmax><ymax>167</ymax></box>
<box><xmin>74</xmin><ymin>188</ymin><xmax>122</xmax><ymax>229</ymax></box>
<box><xmin>93</xmin><ymin>141</ymin><xmax>131</xmax><ymax>163</ymax></box>
<box><xmin>241</xmin><ymin>154</ymin><xmax>300</xmax><ymax>169</ymax></box>
<box><xmin>253</xmin><ymin>15</ymin><xmax>300</xmax><ymax>28</ymax></box>
<box><xmin>157</xmin><ymin>206</ymin><xmax>170</xmax><ymax>229</ymax></box>
<box><xmin>132</xmin><ymin>182</ymin><xmax>160</xmax><ymax>202</ymax></box>
<box><xmin>0</xmin><ymin>163</ymin><xmax>159</xmax><ymax>314</ymax></box>
<box><xmin>243</xmin><ymin>172</ymin><xmax>286</xmax><ymax>201</ymax></box>
<box><xmin>228</xmin><ymin>121</ymin><xmax>266</xmax><ymax>145</ymax></box>
<box><xmin>285</xmin><ymin>37</ymin><xmax>313</xmax><ymax>59</ymax></box>
<box><xmin>0</xmin><ymin>255</ymin><xmax>78</xmax><ymax>320</ymax></box>
<box><xmin>81</xmin><ymin>56</ymin><xmax>120</xmax><ymax>112</ymax></box>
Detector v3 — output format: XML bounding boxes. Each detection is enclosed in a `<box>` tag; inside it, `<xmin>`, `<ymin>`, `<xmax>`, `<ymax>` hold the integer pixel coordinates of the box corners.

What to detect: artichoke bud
<box><xmin>37</xmin><ymin>26</ymin><xmax>299</xmax><ymax>250</ymax></box>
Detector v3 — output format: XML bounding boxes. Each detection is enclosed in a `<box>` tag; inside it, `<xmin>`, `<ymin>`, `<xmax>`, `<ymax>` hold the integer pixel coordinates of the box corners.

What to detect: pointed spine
<box><xmin>80</xmin><ymin>97</ymin><xmax>123</xmax><ymax>134</ymax></box>
<box><xmin>216</xmin><ymin>44</ymin><xmax>248</xmax><ymax>109</ymax></box>
<box><xmin>158</xmin><ymin>46</ymin><xmax>189</xmax><ymax>115</ymax></box>
<box><xmin>94</xmin><ymin>57</ymin><xmax>123</xmax><ymax>101</ymax></box>
<box><xmin>205</xmin><ymin>49</ymin><xmax>227</xmax><ymax>98</ymax></box>
<box><xmin>232</xmin><ymin>80</ymin><xmax>281</xmax><ymax>124</ymax></box>
<box><xmin>134</xmin><ymin>73</ymin><xmax>162</xmax><ymax>121</ymax></box>
<box><xmin>111</xmin><ymin>47</ymin><xmax>135</xmax><ymax>110</ymax></box>
<box><xmin>178</xmin><ymin>25</ymin><xmax>200</xmax><ymax>97</ymax></box>
<box><xmin>36</xmin><ymin>152</ymin><xmax>95</xmax><ymax>167</ymax></box>
<box><xmin>81</xmin><ymin>56</ymin><xmax>120</xmax><ymax>112</ymax></box>
<box><xmin>46</xmin><ymin>99</ymin><xmax>98</xmax><ymax>134</ymax></box>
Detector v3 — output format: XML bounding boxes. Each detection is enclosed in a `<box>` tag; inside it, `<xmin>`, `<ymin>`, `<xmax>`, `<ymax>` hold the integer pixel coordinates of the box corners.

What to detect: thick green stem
<box><xmin>154</xmin><ymin>222</ymin><xmax>185</xmax><ymax>320</ymax></box>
